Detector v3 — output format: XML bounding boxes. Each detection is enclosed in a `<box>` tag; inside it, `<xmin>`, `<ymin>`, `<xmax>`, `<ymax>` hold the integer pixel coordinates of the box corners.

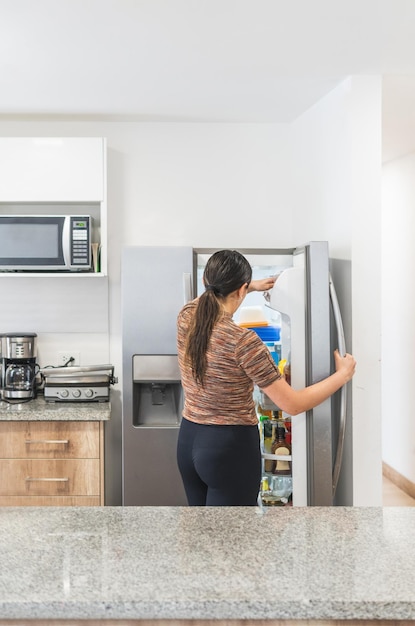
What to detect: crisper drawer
<box><xmin>0</xmin><ymin>421</ymin><xmax>100</xmax><ymax>459</ymax></box>
<box><xmin>0</xmin><ymin>459</ymin><xmax>100</xmax><ymax>496</ymax></box>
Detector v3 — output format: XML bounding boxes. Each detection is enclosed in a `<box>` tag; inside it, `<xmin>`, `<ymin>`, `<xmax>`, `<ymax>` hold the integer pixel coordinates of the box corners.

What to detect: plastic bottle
<box><xmin>273</xmin><ymin>325</ymin><xmax>282</xmax><ymax>363</ymax></box>
<box><xmin>278</xmin><ymin>358</ymin><xmax>287</xmax><ymax>376</ymax></box>
<box><xmin>265</xmin><ymin>341</ymin><xmax>280</xmax><ymax>365</ymax></box>
<box><xmin>259</xmin><ymin>415</ymin><xmax>274</xmax><ymax>472</ymax></box>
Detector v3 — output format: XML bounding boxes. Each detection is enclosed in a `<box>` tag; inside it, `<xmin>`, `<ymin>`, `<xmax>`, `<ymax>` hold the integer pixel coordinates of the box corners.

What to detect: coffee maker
<box><xmin>1</xmin><ymin>333</ymin><xmax>38</xmax><ymax>401</ymax></box>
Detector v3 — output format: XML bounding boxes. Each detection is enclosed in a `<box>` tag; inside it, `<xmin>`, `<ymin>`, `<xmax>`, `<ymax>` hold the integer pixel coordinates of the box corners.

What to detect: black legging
<box><xmin>177</xmin><ymin>417</ymin><xmax>262</xmax><ymax>506</ymax></box>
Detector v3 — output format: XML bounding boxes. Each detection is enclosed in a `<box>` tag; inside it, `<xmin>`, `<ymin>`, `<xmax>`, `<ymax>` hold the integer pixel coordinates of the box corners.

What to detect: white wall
<box><xmin>289</xmin><ymin>76</ymin><xmax>383</xmax><ymax>505</ymax></box>
<box><xmin>382</xmin><ymin>153</ymin><xmax>415</xmax><ymax>485</ymax></box>
<box><xmin>0</xmin><ymin>120</ymin><xmax>291</xmax><ymax>504</ymax></box>
<box><xmin>0</xmin><ymin>81</ymin><xmax>383</xmax><ymax>505</ymax></box>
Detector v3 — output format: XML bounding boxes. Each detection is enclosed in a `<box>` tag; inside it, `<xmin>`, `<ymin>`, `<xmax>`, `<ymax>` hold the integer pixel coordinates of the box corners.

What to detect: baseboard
<box><xmin>383</xmin><ymin>461</ymin><xmax>415</xmax><ymax>500</ymax></box>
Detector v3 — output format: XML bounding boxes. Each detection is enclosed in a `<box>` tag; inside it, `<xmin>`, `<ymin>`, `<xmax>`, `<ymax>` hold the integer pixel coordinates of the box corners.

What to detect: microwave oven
<box><xmin>0</xmin><ymin>215</ymin><xmax>92</xmax><ymax>271</ymax></box>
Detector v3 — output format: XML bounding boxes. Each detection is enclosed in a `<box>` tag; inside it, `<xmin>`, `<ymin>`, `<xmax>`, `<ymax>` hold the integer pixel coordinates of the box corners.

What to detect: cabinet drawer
<box><xmin>0</xmin><ymin>421</ymin><xmax>100</xmax><ymax>459</ymax></box>
<box><xmin>0</xmin><ymin>459</ymin><xmax>100</xmax><ymax>496</ymax></box>
<box><xmin>0</xmin><ymin>495</ymin><xmax>101</xmax><ymax>506</ymax></box>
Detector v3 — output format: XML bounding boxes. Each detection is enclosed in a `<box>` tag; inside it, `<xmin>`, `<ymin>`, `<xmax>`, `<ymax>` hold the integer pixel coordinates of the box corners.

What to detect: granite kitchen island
<box><xmin>0</xmin><ymin>505</ymin><xmax>414</xmax><ymax>625</ymax></box>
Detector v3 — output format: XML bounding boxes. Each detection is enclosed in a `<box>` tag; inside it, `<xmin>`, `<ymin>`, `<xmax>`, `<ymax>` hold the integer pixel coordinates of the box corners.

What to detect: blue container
<box><xmin>248</xmin><ymin>325</ymin><xmax>281</xmax><ymax>342</ymax></box>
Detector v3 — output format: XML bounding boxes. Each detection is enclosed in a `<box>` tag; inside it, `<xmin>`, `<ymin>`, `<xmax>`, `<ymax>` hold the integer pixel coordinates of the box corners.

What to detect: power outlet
<box><xmin>57</xmin><ymin>351</ymin><xmax>80</xmax><ymax>367</ymax></box>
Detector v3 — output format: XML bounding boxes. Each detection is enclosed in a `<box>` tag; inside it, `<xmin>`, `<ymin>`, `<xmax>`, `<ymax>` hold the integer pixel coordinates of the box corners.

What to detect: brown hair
<box><xmin>185</xmin><ymin>250</ymin><xmax>252</xmax><ymax>385</ymax></box>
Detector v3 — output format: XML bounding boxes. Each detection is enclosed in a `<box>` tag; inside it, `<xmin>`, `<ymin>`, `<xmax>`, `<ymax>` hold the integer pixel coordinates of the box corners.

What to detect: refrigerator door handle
<box><xmin>329</xmin><ymin>274</ymin><xmax>347</xmax><ymax>496</ymax></box>
<box><xmin>183</xmin><ymin>272</ymin><xmax>193</xmax><ymax>304</ymax></box>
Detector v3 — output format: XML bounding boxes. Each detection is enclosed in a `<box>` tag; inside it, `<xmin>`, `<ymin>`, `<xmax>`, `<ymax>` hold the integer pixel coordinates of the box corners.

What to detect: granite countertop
<box><xmin>0</xmin><ymin>396</ymin><xmax>110</xmax><ymax>421</ymax></box>
<box><xmin>0</xmin><ymin>506</ymin><xmax>414</xmax><ymax>622</ymax></box>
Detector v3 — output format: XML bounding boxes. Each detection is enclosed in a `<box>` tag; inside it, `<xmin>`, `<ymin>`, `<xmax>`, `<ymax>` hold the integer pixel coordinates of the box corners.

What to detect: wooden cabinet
<box><xmin>0</xmin><ymin>421</ymin><xmax>105</xmax><ymax>506</ymax></box>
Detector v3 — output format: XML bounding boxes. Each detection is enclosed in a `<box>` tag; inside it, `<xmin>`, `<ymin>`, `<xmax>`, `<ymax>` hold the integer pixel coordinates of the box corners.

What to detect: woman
<box><xmin>176</xmin><ymin>249</ymin><xmax>356</xmax><ymax>506</ymax></box>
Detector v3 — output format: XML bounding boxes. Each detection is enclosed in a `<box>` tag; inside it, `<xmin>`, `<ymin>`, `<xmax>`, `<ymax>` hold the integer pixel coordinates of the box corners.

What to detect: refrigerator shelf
<box><xmin>262</xmin><ymin>452</ymin><xmax>292</xmax><ymax>461</ymax></box>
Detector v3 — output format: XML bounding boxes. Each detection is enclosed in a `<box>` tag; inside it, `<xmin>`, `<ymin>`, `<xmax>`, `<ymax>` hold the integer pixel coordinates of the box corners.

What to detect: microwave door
<box><xmin>0</xmin><ymin>215</ymin><xmax>91</xmax><ymax>271</ymax></box>
<box><xmin>0</xmin><ymin>216</ymin><xmax>64</xmax><ymax>270</ymax></box>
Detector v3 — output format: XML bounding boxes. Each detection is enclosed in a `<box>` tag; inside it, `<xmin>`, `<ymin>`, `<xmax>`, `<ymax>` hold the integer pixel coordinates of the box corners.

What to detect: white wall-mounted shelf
<box><xmin>0</xmin><ymin>137</ymin><xmax>109</xmax><ymax>333</ymax></box>
<box><xmin>0</xmin><ymin>137</ymin><xmax>107</xmax><ymax>277</ymax></box>
<box><xmin>0</xmin><ymin>272</ymin><xmax>106</xmax><ymax>278</ymax></box>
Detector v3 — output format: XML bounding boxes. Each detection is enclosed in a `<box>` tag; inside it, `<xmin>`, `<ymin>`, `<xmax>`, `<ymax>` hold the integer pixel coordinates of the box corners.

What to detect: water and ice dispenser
<box><xmin>132</xmin><ymin>355</ymin><xmax>183</xmax><ymax>427</ymax></box>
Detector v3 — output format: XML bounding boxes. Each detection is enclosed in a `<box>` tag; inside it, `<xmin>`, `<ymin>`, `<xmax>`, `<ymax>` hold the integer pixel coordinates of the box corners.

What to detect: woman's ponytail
<box><xmin>184</xmin><ymin>249</ymin><xmax>252</xmax><ymax>385</ymax></box>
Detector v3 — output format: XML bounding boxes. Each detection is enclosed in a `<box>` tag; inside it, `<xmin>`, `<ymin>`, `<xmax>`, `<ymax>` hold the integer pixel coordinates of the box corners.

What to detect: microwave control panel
<box><xmin>70</xmin><ymin>217</ymin><xmax>90</xmax><ymax>266</ymax></box>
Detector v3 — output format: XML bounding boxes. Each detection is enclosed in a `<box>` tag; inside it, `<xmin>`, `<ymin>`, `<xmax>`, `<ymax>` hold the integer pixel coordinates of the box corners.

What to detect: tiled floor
<box><xmin>383</xmin><ymin>475</ymin><xmax>415</xmax><ymax>506</ymax></box>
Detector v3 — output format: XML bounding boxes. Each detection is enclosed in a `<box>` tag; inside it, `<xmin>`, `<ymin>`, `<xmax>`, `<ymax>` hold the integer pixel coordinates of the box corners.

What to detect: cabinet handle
<box><xmin>25</xmin><ymin>439</ymin><xmax>69</xmax><ymax>445</ymax></box>
<box><xmin>25</xmin><ymin>477</ymin><xmax>69</xmax><ymax>482</ymax></box>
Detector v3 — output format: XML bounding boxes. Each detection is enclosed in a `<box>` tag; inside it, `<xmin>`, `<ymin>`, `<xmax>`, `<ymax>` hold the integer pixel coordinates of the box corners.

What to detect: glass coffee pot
<box><xmin>5</xmin><ymin>363</ymin><xmax>36</xmax><ymax>395</ymax></box>
<box><xmin>1</xmin><ymin>333</ymin><xmax>38</xmax><ymax>400</ymax></box>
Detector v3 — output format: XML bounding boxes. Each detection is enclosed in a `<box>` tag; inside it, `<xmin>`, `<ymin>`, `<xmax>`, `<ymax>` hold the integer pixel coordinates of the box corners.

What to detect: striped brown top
<box><xmin>177</xmin><ymin>299</ymin><xmax>281</xmax><ymax>426</ymax></box>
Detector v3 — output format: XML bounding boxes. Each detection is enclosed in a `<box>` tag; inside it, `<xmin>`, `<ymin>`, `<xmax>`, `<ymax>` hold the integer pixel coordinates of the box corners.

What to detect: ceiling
<box><xmin>1</xmin><ymin>0</ymin><xmax>415</xmax><ymax>161</ymax></box>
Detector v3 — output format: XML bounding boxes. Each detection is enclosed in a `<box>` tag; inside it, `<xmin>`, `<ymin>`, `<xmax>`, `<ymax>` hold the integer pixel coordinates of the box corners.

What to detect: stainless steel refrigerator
<box><xmin>121</xmin><ymin>242</ymin><xmax>352</xmax><ymax>506</ymax></box>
